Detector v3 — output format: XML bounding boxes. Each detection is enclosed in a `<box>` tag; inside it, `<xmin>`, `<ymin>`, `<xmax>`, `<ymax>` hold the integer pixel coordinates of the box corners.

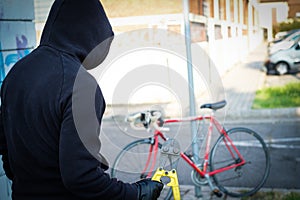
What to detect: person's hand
<box><xmin>134</xmin><ymin>178</ymin><xmax>164</xmax><ymax>200</ymax></box>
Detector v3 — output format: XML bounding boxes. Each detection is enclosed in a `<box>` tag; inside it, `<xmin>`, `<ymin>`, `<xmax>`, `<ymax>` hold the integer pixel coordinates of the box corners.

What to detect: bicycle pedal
<box><xmin>212</xmin><ymin>189</ymin><xmax>223</xmax><ymax>198</ymax></box>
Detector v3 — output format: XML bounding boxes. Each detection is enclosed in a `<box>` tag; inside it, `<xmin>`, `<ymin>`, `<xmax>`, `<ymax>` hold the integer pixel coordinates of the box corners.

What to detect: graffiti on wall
<box><xmin>16</xmin><ymin>35</ymin><xmax>30</xmax><ymax>58</ymax></box>
<box><xmin>0</xmin><ymin>43</ymin><xmax>5</xmax><ymax>83</ymax></box>
<box><xmin>0</xmin><ymin>34</ymin><xmax>31</xmax><ymax>85</ymax></box>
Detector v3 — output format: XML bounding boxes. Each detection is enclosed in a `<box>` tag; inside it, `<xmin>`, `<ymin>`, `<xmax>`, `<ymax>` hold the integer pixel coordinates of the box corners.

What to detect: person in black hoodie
<box><xmin>0</xmin><ymin>0</ymin><xmax>163</xmax><ymax>199</ymax></box>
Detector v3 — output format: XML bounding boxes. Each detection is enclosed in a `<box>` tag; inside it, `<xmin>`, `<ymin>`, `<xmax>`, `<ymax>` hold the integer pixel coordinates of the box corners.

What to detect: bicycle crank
<box><xmin>191</xmin><ymin>164</ymin><xmax>208</xmax><ymax>186</ymax></box>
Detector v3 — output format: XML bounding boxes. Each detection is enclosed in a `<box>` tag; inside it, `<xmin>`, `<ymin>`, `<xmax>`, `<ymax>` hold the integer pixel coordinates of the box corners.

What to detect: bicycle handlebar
<box><xmin>125</xmin><ymin>100</ymin><xmax>227</xmax><ymax>131</ymax></box>
<box><xmin>126</xmin><ymin>110</ymin><xmax>169</xmax><ymax>132</ymax></box>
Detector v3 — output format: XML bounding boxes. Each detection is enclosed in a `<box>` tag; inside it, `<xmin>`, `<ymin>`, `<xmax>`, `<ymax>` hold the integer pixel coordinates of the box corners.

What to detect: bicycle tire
<box><xmin>209</xmin><ymin>127</ymin><xmax>270</xmax><ymax>198</ymax></box>
<box><xmin>110</xmin><ymin>138</ymin><xmax>173</xmax><ymax>200</ymax></box>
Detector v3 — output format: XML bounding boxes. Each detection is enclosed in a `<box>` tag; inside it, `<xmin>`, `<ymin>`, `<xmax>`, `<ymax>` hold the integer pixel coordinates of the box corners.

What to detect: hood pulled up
<box><xmin>40</xmin><ymin>0</ymin><xmax>114</xmax><ymax>66</ymax></box>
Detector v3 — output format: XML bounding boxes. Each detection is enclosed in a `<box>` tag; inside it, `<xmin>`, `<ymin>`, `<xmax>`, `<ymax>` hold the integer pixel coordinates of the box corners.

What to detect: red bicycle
<box><xmin>111</xmin><ymin>100</ymin><xmax>270</xmax><ymax>199</ymax></box>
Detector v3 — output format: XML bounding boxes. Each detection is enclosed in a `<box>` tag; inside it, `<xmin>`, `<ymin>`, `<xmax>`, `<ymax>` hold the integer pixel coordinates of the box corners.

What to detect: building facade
<box><xmin>287</xmin><ymin>0</ymin><xmax>300</xmax><ymax>18</ymax></box>
<box><xmin>108</xmin><ymin>0</ymin><xmax>263</xmax><ymax>76</ymax></box>
<box><xmin>3</xmin><ymin>0</ymin><xmax>280</xmax><ymax>115</ymax></box>
<box><xmin>32</xmin><ymin>0</ymin><xmax>287</xmax><ymax>75</ymax></box>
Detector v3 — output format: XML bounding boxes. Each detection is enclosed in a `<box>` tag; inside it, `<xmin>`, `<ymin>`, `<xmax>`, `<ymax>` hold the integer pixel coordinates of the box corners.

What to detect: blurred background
<box><xmin>0</xmin><ymin>0</ymin><xmax>299</xmax><ymax>199</ymax></box>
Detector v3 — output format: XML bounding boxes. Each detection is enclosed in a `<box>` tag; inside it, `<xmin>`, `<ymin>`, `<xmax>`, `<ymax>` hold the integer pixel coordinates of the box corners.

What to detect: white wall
<box><xmin>94</xmin><ymin>12</ymin><xmax>264</xmax><ymax>117</ymax></box>
<box><xmin>259</xmin><ymin>2</ymin><xmax>289</xmax><ymax>41</ymax></box>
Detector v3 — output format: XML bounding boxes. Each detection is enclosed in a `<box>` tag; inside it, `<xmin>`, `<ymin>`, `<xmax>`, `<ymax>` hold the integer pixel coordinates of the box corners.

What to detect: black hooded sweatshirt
<box><xmin>0</xmin><ymin>0</ymin><xmax>138</xmax><ymax>199</ymax></box>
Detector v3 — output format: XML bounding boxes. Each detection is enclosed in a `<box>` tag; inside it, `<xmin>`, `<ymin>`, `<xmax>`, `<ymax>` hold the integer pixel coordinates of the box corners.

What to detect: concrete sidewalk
<box><xmin>222</xmin><ymin>42</ymin><xmax>267</xmax><ymax>113</ymax></box>
<box><xmin>161</xmin><ymin>185</ymin><xmax>300</xmax><ymax>200</ymax></box>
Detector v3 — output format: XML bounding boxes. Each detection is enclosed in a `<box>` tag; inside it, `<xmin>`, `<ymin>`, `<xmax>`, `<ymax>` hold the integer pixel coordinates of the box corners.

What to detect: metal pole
<box><xmin>182</xmin><ymin>0</ymin><xmax>202</xmax><ymax>198</ymax></box>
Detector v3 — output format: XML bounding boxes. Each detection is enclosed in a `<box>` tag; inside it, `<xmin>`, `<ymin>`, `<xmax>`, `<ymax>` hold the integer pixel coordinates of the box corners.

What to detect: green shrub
<box><xmin>273</xmin><ymin>18</ymin><xmax>300</xmax><ymax>36</ymax></box>
<box><xmin>282</xmin><ymin>192</ymin><xmax>300</xmax><ymax>200</ymax></box>
<box><xmin>252</xmin><ymin>82</ymin><xmax>300</xmax><ymax>109</ymax></box>
<box><xmin>241</xmin><ymin>191</ymin><xmax>300</xmax><ymax>200</ymax></box>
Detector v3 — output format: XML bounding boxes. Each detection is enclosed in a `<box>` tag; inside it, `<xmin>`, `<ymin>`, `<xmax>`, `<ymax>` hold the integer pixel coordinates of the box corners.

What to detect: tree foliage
<box><xmin>273</xmin><ymin>18</ymin><xmax>300</xmax><ymax>36</ymax></box>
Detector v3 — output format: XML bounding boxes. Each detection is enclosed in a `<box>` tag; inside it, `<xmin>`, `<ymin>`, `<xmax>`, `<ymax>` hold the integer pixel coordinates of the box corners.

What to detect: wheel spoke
<box><xmin>209</xmin><ymin>127</ymin><xmax>270</xmax><ymax>197</ymax></box>
<box><xmin>111</xmin><ymin>139</ymin><xmax>174</xmax><ymax>199</ymax></box>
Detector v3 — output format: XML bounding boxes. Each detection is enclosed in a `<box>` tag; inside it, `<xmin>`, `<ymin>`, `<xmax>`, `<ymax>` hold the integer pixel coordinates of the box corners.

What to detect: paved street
<box><xmin>101</xmin><ymin>117</ymin><xmax>300</xmax><ymax>199</ymax></box>
<box><xmin>215</xmin><ymin>119</ymin><xmax>300</xmax><ymax>190</ymax></box>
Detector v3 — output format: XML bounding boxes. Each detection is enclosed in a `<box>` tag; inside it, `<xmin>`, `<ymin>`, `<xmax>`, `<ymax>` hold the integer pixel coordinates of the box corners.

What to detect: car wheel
<box><xmin>275</xmin><ymin>62</ymin><xmax>289</xmax><ymax>75</ymax></box>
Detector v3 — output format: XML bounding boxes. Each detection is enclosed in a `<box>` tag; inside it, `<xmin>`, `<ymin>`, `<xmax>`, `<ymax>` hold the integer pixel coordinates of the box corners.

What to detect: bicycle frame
<box><xmin>143</xmin><ymin>114</ymin><xmax>246</xmax><ymax>179</ymax></box>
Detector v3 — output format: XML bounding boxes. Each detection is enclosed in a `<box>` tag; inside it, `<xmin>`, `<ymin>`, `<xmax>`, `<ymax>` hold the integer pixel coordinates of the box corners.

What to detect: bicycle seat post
<box><xmin>211</xmin><ymin>109</ymin><xmax>215</xmax><ymax>117</ymax></box>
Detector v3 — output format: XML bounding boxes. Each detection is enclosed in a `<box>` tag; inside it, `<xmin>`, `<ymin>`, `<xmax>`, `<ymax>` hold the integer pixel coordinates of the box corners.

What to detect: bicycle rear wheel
<box><xmin>110</xmin><ymin>138</ymin><xmax>173</xmax><ymax>200</ymax></box>
<box><xmin>210</xmin><ymin>127</ymin><xmax>270</xmax><ymax>197</ymax></box>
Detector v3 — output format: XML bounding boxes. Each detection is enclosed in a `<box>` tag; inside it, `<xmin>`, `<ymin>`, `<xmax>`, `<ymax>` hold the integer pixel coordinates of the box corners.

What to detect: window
<box><xmin>191</xmin><ymin>22</ymin><xmax>208</xmax><ymax>42</ymax></box>
<box><xmin>215</xmin><ymin>24</ymin><xmax>222</xmax><ymax>39</ymax></box>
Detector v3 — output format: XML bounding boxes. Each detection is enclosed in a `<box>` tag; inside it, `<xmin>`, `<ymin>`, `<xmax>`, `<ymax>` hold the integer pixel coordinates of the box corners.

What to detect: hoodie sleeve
<box><xmin>0</xmin><ymin>107</ymin><xmax>14</xmax><ymax>180</ymax></box>
<box><xmin>58</xmin><ymin>65</ymin><xmax>138</xmax><ymax>199</ymax></box>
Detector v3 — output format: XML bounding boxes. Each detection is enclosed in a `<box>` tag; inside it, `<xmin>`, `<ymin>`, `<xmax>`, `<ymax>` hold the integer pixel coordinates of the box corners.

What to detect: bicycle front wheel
<box><xmin>110</xmin><ymin>139</ymin><xmax>173</xmax><ymax>200</ymax></box>
<box><xmin>210</xmin><ymin>127</ymin><xmax>270</xmax><ymax>198</ymax></box>
<box><xmin>111</xmin><ymin>138</ymin><xmax>161</xmax><ymax>181</ymax></box>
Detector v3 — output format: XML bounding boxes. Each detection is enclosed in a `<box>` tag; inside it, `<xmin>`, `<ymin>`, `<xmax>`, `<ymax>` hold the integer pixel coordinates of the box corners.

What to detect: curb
<box><xmin>173</xmin><ymin>185</ymin><xmax>300</xmax><ymax>200</ymax></box>
<box><xmin>224</xmin><ymin>107</ymin><xmax>300</xmax><ymax>121</ymax></box>
<box><xmin>103</xmin><ymin>107</ymin><xmax>300</xmax><ymax>123</ymax></box>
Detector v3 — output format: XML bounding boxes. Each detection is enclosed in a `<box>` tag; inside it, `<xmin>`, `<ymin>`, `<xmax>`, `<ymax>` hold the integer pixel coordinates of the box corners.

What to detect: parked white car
<box><xmin>274</xmin><ymin>31</ymin><xmax>288</xmax><ymax>40</ymax></box>
<box><xmin>268</xmin><ymin>31</ymin><xmax>300</xmax><ymax>55</ymax></box>
<box><xmin>264</xmin><ymin>40</ymin><xmax>300</xmax><ymax>75</ymax></box>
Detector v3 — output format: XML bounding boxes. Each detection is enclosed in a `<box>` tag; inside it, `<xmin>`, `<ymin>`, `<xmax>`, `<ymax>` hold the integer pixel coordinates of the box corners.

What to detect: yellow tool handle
<box><xmin>171</xmin><ymin>186</ymin><xmax>180</xmax><ymax>200</ymax></box>
<box><xmin>151</xmin><ymin>168</ymin><xmax>165</xmax><ymax>182</ymax></box>
<box><xmin>152</xmin><ymin>168</ymin><xmax>181</xmax><ymax>200</ymax></box>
